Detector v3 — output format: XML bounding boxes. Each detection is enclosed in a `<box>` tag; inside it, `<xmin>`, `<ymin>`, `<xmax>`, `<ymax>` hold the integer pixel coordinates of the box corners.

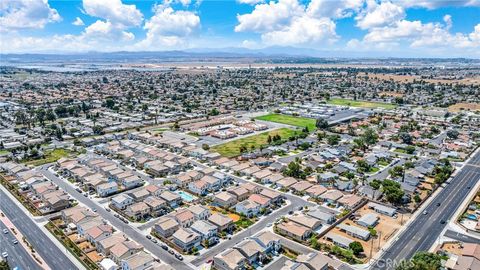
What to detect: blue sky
<box><xmin>1</xmin><ymin>0</ymin><xmax>480</xmax><ymax>57</ymax></box>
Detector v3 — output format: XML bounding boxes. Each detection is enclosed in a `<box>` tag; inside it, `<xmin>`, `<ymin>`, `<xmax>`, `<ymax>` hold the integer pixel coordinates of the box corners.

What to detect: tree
<box><xmin>267</xmin><ymin>135</ymin><xmax>272</xmax><ymax>144</ymax></box>
<box><xmin>349</xmin><ymin>241</ymin><xmax>364</xmax><ymax>256</ymax></box>
<box><xmin>105</xmin><ymin>98</ymin><xmax>115</xmax><ymax>109</ymax></box>
<box><xmin>284</xmin><ymin>161</ymin><xmax>302</xmax><ymax>178</ymax></box>
<box><xmin>399</xmin><ymin>132</ymin><xmax>413</xmax><ymax>144</ymax></box>
<box><xmin>382</xmin><ymin>180</ymin><xmax>405</xmax><ymax>204</ymax></box>
<box><xmin>370</xmin><ymin>179</ymin><xmax>381</xmax><ymax>190</ymax></box>
<box><xmin>389</xmin><ymin>166</ymin><xmax>404</xmax><ymax>178</ymax></box>
<box><xmin>93</xmin><ymin>125</ymin><xmax>104</xmax><ymax>135</ymax></box>
<box><xmin>396</xmin><ymin>252</ymin><xmax>442</xmax><ymax>270</ymax></box>
<box><xmin>405</xmin><ymin>145</ymin><xmax>416</xmax><ymax>154</ymax></box>
<box><xmin>46</xmin><ymin>109</ymin><xmax>56</xmax><ymax>122</ymax></box>
<box><xmin>316</xmin><ymin>118</ymin><xmax>329</xmax><ymax>129</ymax></box>
<box><xmin>446</xmin><ymin>129</ymin><xmax>459</xmax><ymax>139</ymax></box>
<box><xmin>362</xmin><ymin>128</ymin><xmax>379</xmax><ymax>145</ymax></box>
<box><xmin>327</xmin><ymin>134</ymin><xmax>340</xmax><ymax>145</ymax></box>
<box><xmin>353</xmin><ymin>137</ymin><xmax>367</xmax><ymax>151</ymax></box>
<box><xmin>202</xmin><ymin>144</ymin><xmax>210</xmax><ymax>150</ymax></box>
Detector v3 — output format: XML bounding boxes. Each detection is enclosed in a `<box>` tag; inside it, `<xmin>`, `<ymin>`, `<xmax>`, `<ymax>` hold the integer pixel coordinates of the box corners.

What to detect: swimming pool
<box><xmin>175</xmin><ymin>190</ymin><xmax>197</xmax><ymax>202</ymax></box>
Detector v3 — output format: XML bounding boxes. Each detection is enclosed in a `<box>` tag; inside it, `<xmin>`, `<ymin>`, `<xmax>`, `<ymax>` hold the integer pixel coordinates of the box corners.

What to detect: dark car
<box><xmin>146</xmin><ymin>235</ymin><xmax>152</xmax><ymax>240</ymax></box>
<box><xmin>161</xmin><ymin>244</ymin><xmax>168</xmax><ymax>250</ymax></box>
<box><xmin>440</xmin><ymin>220</ymin><xmax>446</xmax><ymax>224</ymax></box>
<box><xmin>436</xmin><ymin>202</ymin><xmax>441</xmax><ymax>206</ymax></box>
<box><xmin>288</xmin><ymin>211</ymin><xmax>294</xmax><ymax>215</ymax></box>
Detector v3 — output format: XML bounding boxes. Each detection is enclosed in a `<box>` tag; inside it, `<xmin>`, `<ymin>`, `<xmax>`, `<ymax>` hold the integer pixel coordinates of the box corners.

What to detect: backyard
<box><xmin>327</xmin><ymin>98</ymin><xmax>397</xmax><ymax>109</ymax></box>
<box><xmin>211</xmin><ymin>128</ymin><xmax>297</xmax><ymax>157</ymax></box>
<box><xmin>255</xmin><ymin>114</ymin><xmax>316</xmax><ymax>131</ymax></box>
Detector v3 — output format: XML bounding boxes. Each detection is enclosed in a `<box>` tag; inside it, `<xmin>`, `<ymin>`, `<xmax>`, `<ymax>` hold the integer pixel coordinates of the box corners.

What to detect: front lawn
<box><xmin>327</xmin><ymin>98</ymin><xmax>397</xmax><ymax>109</ymax></box>
<box><xmin>235</xmin><ymin>217</ymin><xmax>254</xmax><ymax>229</ymax></box>
<box><xmin>255</xmin><ymin>114</ymin><xmax>316</xmax><ymax>131</ymax></box>
<box><xmin>211</xmin><ymin>128</ymin><xmax>297</xmax><ymax>157</ymax></box>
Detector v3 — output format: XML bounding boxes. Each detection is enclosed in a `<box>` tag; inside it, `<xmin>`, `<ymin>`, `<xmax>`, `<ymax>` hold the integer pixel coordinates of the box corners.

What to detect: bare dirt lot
<box><xmin>448</xmin><ymin>103</ymin><xmax>480</xmax><ymax>112</ymax></box>
<box><xmin>321</xmin><ymin>206</ymin><xmax>410</xmax><ymax>262</ymax></box>
<box><xmin>361</xmin><ymin>73</ymin><xmax>480</xmax><ymax>86</ymax></box>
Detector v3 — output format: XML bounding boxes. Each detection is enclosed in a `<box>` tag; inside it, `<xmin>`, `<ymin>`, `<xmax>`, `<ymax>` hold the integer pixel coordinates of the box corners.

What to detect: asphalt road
<box><xmin>373</xmin><ymin>151</ymin><xmax>480</xmax><ymax>269</ymax></box>
<box><xmin>444</xmin><ymin>230</ymin><xmax>480</xmax><ymax>244</ymax></box>
<box><xmin>189</xmin><ymin>161</ymin><xmax>315</xmax><ymax>266</ymax></box>
<box><xmin>0</xmin><ymin>188</ymin><xmax>79</xmax><ymax>270</ymax></box>
<box><xmin>0</xmin><ymin>220</ymin><xmax>42</xmax><ymax>270</ymax></box>
<box><xmin>39</xmin><ymin>166</ymin><xmax>194</xmax><ymax>270</ymax></box>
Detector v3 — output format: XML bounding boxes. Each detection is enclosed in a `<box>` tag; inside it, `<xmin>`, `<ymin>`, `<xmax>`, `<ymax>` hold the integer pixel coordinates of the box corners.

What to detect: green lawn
<box><xmin>211</xmin><ymin>128</ymin><xmax>297</xmax><ymax>157</ymax></box>
<box><xmin>23</xmin><ymin>148</ymin><xmax>78</xmax><ymax>166</ymax></box>
<box><xmin>255</xmin><ymin>114</ymin><xmax>316</xmax><ymax>131</ymax></box>
<box><xmin>327</xmin><ymin>98</ymin><xmax>397</xmax><ymax>109</ymax></box>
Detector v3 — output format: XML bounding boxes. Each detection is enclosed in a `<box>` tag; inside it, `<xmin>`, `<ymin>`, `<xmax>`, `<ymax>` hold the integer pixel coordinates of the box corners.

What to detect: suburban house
<box><xmin>111</xmin><ymin>194</ymin><xmax>134</xmax><ymax>210</ymax></box>
<box><xmin>213</xmin><ymin>248</ymin><xmax>247</xmax><ymax>270</ymax></box>
<box><xmin>154</xmin><ymin>216</ymin><xmax>179</xmax><ymax>238</ymax></box>
<box><xmin>190</xmin><ymin>220</ymin><xmax>218</xmax><ymax>246</ymax></box>
<box><xmin>208</xmin><ymin>213</ymin><xmax>234</xmax><ymax>233</ymax></box>
<box><xmin>214</xmin><ymin>191</ymin><xmax>237</xmax><ymax>208</ymax></box>
<box><xmin>234</xmin><ymin>239</ymin><xmax>265</xmax><ymax>265</ymax></box>
<box><xmin>96</xmin><ymin>182</ymin><xmax>118</xmax><ymax>197</ymax></box>
<box><xmin>235</xmin><ymin>200</ymin><xmax>260</xmax><ymax>218</ymax></box>
<box><xmin>276</xmin><ymin>221</ymin><xmax>312</xmax><ymax>242</ymax></box>
<box><xmin>172</xmin><ymin>228</ymin><xmax>201</xmax><ymax>252</ymax></box>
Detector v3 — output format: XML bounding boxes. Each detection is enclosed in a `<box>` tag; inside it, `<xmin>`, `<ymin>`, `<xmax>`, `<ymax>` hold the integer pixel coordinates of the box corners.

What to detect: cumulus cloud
<box><xmin>82</xmin><ymin>0</ymin><xmax>143</xmax><ymax>27</ymax></box>
<box><xmin>136</xmin><ymin>5</ymin><xmax>200</xmax><ymax>49</ymax></box>
<box><xmin>237</xmin><ymin>0</ymin><xmax>265</xmax><ymax>4</ymax></box>
<box><xmin>235</xmin><ymin>0</ymin><xmax>342</xmax><ymax>46</ymax></box>
<box><xmin>356</xmin><ymin>1</ymin><xmax>405</xmax><ymax>29</ymax></box>
<box><xmin>235</xmin><ymin>0</ymin><xmax>304</xmax><ymax>33</ymax></box>
<box><xmin>72</xmin><ymin>17</ymin><xmax>85</xmax><ymax>26</ymax></box>
<box><xmin>307</xmin><ymin>0</ymin><xmax>364</xmax><ymax>19</ymax></box>
<box><xmin>398</xmin><ymin>0</ymin><xmax>480</xmax><ymax>9</ymax></box>
<box><xmin>0</xmin><ymin>0</ymin><xmax>61</xmax><ymax>31</ymax></box>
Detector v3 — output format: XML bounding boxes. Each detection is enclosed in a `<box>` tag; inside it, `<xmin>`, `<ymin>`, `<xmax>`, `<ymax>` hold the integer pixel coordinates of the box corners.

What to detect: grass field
<box><xmin>211</xmin><ymin>128</ymin><xmax>297</xmax><ymax>157</ymax></box>
<box><xmin>23</xmin><ymin>148</ymin><xmax>78</xmax><ymax>166</ymax></box>
<box><xmin>327</xmin><ymin>98</ymin><xmax>397</xmax><ymax>109</ymax></box>
<box><xmin>255</xmin><ymin>114</ymin><xmax>316</xmax><ymax>131</ymax></box>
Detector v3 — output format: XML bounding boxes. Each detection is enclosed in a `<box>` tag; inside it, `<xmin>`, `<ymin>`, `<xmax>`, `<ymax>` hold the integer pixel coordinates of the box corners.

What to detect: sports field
<box><xmin>327</xmin><ymin>98</ymin><xmax>397</xmax><ymax>109</ymax></box>
<box><xmin>255</xmin><ymin>114</ymin><xmax>316</xmax><ymax>131</ymax></box>
<box><xmin>211</xmin><ymin>128</ymin><xmax>296</xmax><ymax>157</ymax></box>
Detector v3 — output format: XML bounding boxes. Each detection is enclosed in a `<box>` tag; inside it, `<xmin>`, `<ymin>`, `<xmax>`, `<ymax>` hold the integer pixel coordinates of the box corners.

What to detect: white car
<box><xmin>2</xmin><ymin>229</ymin><xmax>8</xmax><ymax>234</ymax></box>
<box><xmin>12</xmin><ymin>239</ymin><xmax>18</xmax><ymax>244</ymax></box>
<box><xmin>2</xmin><ymin>252</ymin><xmax>8</xmax><ymax>258</ymax></box>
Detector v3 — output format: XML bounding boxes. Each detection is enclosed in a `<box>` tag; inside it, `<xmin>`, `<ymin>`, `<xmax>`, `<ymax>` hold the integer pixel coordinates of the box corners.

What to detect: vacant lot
<box><xmin>23</xmin><ymin>148</ymin><xmax>79</xmax><ymax>166</ymax></box>
<box><xmin>211</xmin><ymin>128</ymin><xmax>296</xmax><ymax>157</ymax></box>
<box><xmin>255</xmin><ymin>114</ymin><xmax>316</xmax><ymax>131</ymax></box>
<box><xmin>327</xmin><ymin>98</ymin><xmax>397</xmax><ymax>109</ymax></box>
<box><xmin>448</xmin><ymin>103</ymin><xmax>480</xmax><ymax>112</ymax></box>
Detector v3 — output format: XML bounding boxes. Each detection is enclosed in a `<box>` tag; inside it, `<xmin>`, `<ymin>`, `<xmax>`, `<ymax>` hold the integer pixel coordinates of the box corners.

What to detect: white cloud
<box><xmin>0</xmin><ymin>0</ymin><xmax>61</xmax><ymax>31</ymax></box>
<box><xmin>443</xmin><ymin>14</ymin><xmax>452</xmax><ymax>30</ymax></box>
<box><xmin>237</xmin><ymin>0</ymin><xmax>265</xmax><ymax>4</ymax></box>
<box><xmin>262</xmin><ymin>16</ymin><xmax>337</xmax><ymax>46</ymax></box>
<box><xmin>72</xmin><ymin>17</ymin><xmax>84</xmax><ymax>26</ymax></box>
<box><xmin>136</xmin><ymin>5</ymin><xmax>200</xmax><ymax>49</ymax></box>
<box><xmin>235</xmin><ymin>0</ymin><xmax>304</xmax><ymax>33</ymax></box>
<box><xmin>82</xmin><ymin>0</ymin><xmax>143</xmax><ymax>27</ymax></box>
<box><xmin>356</xmin><ymin>1</ymin><xmax>405</xmax><ymax>29</ymax></box>
<box><xmin>235</xmin><ymin>0</ymin><xmax>340</xmax><ymax>46</ymax></box>
<box><xmin>398</xmin><ymin>0</ymin><xmax>480</xmax><ymax>9</ymax></box>
<box><xmin>307</xmin><ymin>0</ymin><xmax>364</xmax><ymax>19</ymax></box>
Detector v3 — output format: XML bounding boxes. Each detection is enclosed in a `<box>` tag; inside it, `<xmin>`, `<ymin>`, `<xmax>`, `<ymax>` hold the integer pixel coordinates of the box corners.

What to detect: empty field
<box><xmin>327</xmin><ymin>98</ymin><xmax>397</xmax><ymax>109</ymax></box>
<box><xmin>211</xmin><ymin>128</ymin><xmax>297</xmax><ymax>157</ymax></box>
<box><xmin>255</xmin><ymin>114</ymin><xmax>316</xmax><ymax>131</ymax></box>
<box><xmin>448</xmin><ymin>103</ymin><xmax>480</xmax><ymax>112</ymax></box>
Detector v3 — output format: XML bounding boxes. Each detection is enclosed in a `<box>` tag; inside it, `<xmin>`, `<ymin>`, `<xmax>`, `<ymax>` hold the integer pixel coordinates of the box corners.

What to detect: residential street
<box><xmin>39</xmin><ymin>166</ymin><xmax>195</xmax><ymax>270</ymax></box>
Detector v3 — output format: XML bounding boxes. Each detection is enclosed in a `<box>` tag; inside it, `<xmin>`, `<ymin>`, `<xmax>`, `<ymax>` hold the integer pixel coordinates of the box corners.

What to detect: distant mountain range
<box><xmin>1</xmin><ymin>46</ymin><xmax>479</xmax><ymax>65</ymax></box>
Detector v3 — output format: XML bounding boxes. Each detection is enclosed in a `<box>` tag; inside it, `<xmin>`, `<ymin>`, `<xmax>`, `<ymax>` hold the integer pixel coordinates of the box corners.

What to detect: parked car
<box><xmin>12</xmin><ymin>240</ymin><xmax>18</xmax><ymax>245</ymax></box>
<box><xmin>175</xmin><ymin>254</ymin><xmax>183</xmax><ymax>260</ymax></box>
<box><xmin>2</xmin><ymin>229</ymin><xmax>8</xmax><ymax>234</ymax></box>
<box><xmin>2</xmin><ymin>252</ymin><xmax>7</xmax><ymax>258</ymax></box>
<box><xmin>151</xmin><ymin>238</ymin><xmax>157</xmax><ymax>244</ymax></box>
<box><xmin>146</xmin><ymin>235</ymin><xmax>152</xmax><ymax>240</ymax></box>
<box><xmin>168</xmin><ymin>249</ymin><xmax>174</xmax><ymax>255</ymax></box>
<box><xmin>161</xmin><ymin>244</ymin><xmax>168</xmax><ymax>250</ymax></box>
